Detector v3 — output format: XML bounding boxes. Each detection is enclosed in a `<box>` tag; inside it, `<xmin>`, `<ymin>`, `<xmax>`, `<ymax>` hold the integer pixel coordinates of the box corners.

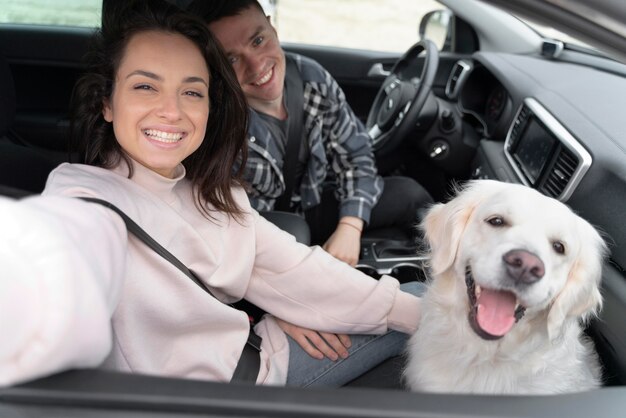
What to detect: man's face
<box><xmin>209</xmin><ymin>5</ymin><xmax>286</xmax><ymax>111</ymax></box>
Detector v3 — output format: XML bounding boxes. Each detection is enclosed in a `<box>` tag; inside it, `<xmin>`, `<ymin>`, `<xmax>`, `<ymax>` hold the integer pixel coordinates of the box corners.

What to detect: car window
<box><xmin>268</xmin><ymin>0</ymin><xmax>446</xmax><ymax>53</ymax></box>
<box><xmin>0</xmin><ymin>0</ymin><xmax>102</xmax><ymax>27</ymax></box>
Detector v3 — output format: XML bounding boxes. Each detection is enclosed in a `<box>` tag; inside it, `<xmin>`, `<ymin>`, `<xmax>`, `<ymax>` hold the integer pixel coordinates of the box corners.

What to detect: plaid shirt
<box><xmin>236</xmin><ymin>53</ymin><xmax>384</xmax><ymax>224</ymax></box>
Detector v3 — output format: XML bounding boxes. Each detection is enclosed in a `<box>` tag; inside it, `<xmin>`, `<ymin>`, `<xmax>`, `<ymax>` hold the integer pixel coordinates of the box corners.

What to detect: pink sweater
<box><xmin>29</xmin><ymin>160</ymin><xmax>420</xmax><ymax>385</ymax></box>
<box><xmin>0</xmin><ymin>195</ymin><xmax>126</xmax><ymax>386</ymax></box>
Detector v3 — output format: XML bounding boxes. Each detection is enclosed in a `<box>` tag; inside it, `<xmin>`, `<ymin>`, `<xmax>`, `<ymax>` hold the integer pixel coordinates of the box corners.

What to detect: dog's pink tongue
<box><xmin>476</xmin><ymin>289</ymin><xmax>517</xmax><ymax>337</ymax></box>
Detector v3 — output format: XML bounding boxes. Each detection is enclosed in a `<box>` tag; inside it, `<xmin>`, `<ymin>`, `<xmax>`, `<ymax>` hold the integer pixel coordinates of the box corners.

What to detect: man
<box><xmin>189</xmin><ymin>0</ymin><xmax>433</xmax><ymax>266</ymax></box>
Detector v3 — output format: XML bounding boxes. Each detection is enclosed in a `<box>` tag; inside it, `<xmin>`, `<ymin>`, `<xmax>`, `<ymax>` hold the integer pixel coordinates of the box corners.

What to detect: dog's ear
<box><xmin>422</xmin><ymin>182</ymin><xmax>483</xmax><ymax>275</ymax></box>
<box><xmin>421</xmin><ymin>202</ymin><xmax>452</xmax><ymax>274</ymax></box>
<box><xmin>547</xmin><ymin>221</ymin><xmax>606</xmax><ymax>340</ymax></box>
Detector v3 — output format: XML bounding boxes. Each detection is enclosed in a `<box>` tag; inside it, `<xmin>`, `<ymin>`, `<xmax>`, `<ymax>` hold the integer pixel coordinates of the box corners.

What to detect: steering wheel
<box><xmin>366</xmin><ymin>39</ymin><xmax>439</xmax><ymax>157</ymax></box>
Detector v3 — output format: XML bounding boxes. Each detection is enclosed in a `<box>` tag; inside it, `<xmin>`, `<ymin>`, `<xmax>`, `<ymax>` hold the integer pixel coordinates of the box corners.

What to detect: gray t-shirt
<box><xmin>256</xmin><ymin>90</ymin><xmax>310</xmax><ymax>190</ymax></box>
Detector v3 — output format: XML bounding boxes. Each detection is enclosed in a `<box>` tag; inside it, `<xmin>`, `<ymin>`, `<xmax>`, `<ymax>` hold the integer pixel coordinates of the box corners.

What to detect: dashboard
<box><xmin>453</xmin><ymin>62</ymin><xmax>513</xmax><ymax>139</ymax></box>
<box><xmin>450</xmin><ymin>50</ymin><xmax>626</xmax><ymax>271</ymax></box>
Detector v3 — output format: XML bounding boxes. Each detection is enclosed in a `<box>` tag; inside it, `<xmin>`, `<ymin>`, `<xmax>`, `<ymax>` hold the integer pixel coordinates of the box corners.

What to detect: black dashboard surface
<box><xmin>461</xmin><ymin>51</ymin><xmax>626</xmax><ymax>270</ymax></box>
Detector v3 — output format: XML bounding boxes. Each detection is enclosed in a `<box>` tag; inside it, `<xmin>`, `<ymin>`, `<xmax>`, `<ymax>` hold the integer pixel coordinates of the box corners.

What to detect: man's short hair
<box><xmin>187</xmin><ymin>0</ymin><xmax>265</xmax><ymax>24</ymax></box>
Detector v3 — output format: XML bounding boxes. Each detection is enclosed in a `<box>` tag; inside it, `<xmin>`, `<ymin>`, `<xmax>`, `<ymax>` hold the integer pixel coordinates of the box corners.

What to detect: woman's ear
<box><xmin>103</xmin><ymin>98</ymin><xmax>113</xmax><ymax>122</ymax></box>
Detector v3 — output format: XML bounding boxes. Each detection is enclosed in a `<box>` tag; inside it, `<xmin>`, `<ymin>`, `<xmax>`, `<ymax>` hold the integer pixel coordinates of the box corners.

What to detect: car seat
<box><xmin>0</xmin><ymin>50</ymin><xmax>60</xmax><ymax>197</ymax></box>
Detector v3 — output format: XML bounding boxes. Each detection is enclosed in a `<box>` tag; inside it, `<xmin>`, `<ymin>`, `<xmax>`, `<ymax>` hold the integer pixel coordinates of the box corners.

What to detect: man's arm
<box><xmin>322</xmin><ymin>72</ymin><xmax>384</xmax><ymax>224</ymax></box>
<box><xmin>315</xmin><ymin>69</ymin><xmax>384</xmax><ymax>264</ymax></box>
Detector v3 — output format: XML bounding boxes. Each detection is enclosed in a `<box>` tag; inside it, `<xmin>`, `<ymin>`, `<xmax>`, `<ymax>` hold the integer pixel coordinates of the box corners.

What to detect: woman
<box><xmin>42</xmin><ymin>0</ymin><xmax>422</xmax><ymax>387</ymax></box>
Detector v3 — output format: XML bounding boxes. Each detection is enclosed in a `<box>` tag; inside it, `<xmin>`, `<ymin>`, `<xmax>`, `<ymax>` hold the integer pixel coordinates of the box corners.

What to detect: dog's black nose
<box><xmin>503</xmin><ymin>249</ymin><xmax>545</xmax><ymax>284</ymax></box>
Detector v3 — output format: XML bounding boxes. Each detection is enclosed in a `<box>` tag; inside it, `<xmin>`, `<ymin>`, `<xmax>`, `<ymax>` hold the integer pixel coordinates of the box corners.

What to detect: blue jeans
<box><xmin>285</xmin><ymin>281</ymin><xmax>425</xmax><ymax>387</ymax></box>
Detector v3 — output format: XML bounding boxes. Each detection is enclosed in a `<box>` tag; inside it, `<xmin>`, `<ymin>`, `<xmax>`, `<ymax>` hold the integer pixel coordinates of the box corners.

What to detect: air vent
<box><xmin>445</xmin><ymin>60</ymin><xmax>472</xmax><ymax>99</ymax></box>
<box><xmin>446</xmin><ymin>65</ymin><xmax>463</xmax><ymax>96</ymax></box>
<box><xmin>540</xmin><ymin>146</ymin><xmax>579</xmax><ymax>198</ymax></box>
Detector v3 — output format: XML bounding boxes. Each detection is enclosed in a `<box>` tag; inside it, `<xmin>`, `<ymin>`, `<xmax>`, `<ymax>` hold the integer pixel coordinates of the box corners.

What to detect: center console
<box><xmin>357</xmin><ymin>238</ymin><xmax>427</xmax><ymax>283</ymax></box>
<box><xmin>470</xmin><ymin>97</ymin><xmax>592</xmax><ymax>203</ymax></box>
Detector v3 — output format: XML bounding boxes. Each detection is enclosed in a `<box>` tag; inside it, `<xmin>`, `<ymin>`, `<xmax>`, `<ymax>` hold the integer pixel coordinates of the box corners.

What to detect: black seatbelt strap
<box><xmin>79</xmin><ymin>197</ymin><xmax>261</xmax><ymax>383</ymax></box>
<box><xmin>275</xmin><ymin>55</ymin><xmax>304</xmax><ymax>212</ymax></box>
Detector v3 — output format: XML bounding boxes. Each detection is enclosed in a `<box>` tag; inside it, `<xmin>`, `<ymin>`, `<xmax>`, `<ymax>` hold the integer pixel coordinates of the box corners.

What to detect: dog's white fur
<box><xmin>404</xmin><ymin>180</ymin><xmax>606</xmax><ymax>394</ymax></box>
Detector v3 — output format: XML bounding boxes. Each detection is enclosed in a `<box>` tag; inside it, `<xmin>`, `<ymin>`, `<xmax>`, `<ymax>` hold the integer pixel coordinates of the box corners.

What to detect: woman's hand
<box><xmin>275</xmin><ymin>318</ymin><xmax>351</xmax><ymax>361</ymax></box>
<box><xmin>322</xmin><ymin>216</ymin><xmax>363</xmax><ymax>266</ymax></box>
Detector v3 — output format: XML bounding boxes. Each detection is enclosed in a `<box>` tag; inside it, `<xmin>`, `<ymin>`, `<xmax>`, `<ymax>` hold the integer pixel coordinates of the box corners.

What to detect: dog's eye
<box><xmin>486</xmin><ymin>216</ymin><xmax>506</xmax><ymax>227</ymax></box>
<box><xmin>552</xmin><ymin>241</ymin><xmax>566</xmax><ymax>255</ymax></box>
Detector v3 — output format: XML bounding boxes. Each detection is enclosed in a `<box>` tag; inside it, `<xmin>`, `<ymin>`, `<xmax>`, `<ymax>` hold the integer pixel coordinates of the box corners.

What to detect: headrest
<box><xmin>0</xmin><ymin>52</ymin><xmax>16</xmax><ymax>137</ymax></box>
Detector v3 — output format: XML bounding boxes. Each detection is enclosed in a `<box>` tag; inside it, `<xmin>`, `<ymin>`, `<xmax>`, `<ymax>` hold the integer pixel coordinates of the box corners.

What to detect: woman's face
<box><xmin>103</xmin><ymin>30</ymin><xmax>210</xmax><ymax>178</ymax></box>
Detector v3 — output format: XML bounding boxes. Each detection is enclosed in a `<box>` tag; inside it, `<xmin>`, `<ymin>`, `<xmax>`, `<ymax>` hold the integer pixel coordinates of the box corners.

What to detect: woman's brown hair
<box><xmin>71</xmin><ymin>0</ymin><xmax>248</xmax><ymax>219</ymax></box>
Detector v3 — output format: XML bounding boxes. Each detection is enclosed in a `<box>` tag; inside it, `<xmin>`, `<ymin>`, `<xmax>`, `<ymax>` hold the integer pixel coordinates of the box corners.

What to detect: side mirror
<box><xmin>419</xmin><ymin>9</ymin><xmax>453</xmax><ymax>52</ymax></box>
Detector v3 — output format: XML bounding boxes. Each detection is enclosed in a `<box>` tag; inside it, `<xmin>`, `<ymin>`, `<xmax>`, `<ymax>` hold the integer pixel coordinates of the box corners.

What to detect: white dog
<box><xmin>404</xmin><ymin>180</ymin><xmax>606</xmax><ymax>394</ymax></box>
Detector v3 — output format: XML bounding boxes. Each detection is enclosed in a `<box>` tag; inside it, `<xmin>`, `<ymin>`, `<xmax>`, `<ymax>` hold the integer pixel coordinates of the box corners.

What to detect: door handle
<box><xmin>367</xmin><ymin>62</ymin><xmax>391</xmax><ymax>78</ymax></box>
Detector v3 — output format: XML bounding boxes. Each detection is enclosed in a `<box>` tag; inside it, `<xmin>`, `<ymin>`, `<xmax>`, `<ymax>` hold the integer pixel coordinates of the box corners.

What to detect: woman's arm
<box><xmin>247</xmin><ymin>212</ymin><xmax>421</xmax><ymax>336</ymax></box>
<box><xmin>0</xmin><ymin>196</ymin><xmax>127</xmax><ymax>387</ymax></box>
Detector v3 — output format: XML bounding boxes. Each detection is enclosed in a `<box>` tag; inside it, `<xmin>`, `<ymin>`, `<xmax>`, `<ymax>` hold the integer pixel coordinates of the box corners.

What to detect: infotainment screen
<box><xmin>512</xmin><ymin>116</ymin><xmax>557</xmax><ymax>185</ymax></box>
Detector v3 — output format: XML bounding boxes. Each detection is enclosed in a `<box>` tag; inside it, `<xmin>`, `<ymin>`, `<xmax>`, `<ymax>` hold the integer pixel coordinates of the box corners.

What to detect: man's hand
<box><xmin>323</xmin><ymin>216</ymin><xmax>363</xmax><ymax>266</ymax></box>
<box><xmin>275</xmin><ymin>318</ymin><xmax>351</xmax><ymax>361</ymax></box>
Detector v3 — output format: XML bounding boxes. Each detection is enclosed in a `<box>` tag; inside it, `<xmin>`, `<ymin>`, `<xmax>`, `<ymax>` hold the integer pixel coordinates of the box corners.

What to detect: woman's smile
<box><xmin>143</xmin><ymin>129</ymin><xmax>185</xmax><ymax>144</ymax></box>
